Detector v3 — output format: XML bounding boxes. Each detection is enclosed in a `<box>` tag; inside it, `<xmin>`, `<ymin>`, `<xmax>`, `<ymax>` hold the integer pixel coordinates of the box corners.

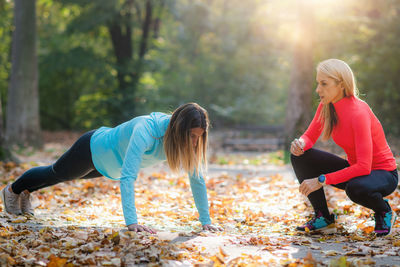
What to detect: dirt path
<box><xmin>1</xmin><ymin>141</ymin><xmax>400</xmax><ymax>266</ymax></box>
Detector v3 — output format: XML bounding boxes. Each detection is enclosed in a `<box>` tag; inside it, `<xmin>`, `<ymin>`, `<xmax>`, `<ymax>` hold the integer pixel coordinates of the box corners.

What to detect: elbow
<box><xmin>358</xmin><ymin>164</ymin><xmax>372</xmax><ymax>176</ymax></box>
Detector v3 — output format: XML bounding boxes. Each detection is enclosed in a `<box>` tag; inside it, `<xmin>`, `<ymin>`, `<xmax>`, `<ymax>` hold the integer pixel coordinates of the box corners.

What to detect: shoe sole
<box><xmin>298</xmin><ymin>224</ymin><xmax>337</xmax><ymax>234</ymax></box>
<box><xmin>376</xmin><ymin>211</ymin><xmax>397</xmax><ymax>237</ymax></box>
<box><xmin>387</xmin><ymin>211</ymin><xmax>397</xmax><ymax>237</ymax></box>
<box><xmin>1</xmin><ymin>186</ymin><xmax>22</xmax><ymax>215</ymax></box>
<box><xmin>0</xmin><ymin>187</ymin><xmax>6</xmax><ymax>213</ymax></box>
<box><xmin>315</xmin><ymin>225</ymin><xmax>337</xmax><ymax>235</ymax></box>
<box><xmin>22</xmin><ymin>211</ymin><xmax>35</xmax><ymax>216</ymax></box>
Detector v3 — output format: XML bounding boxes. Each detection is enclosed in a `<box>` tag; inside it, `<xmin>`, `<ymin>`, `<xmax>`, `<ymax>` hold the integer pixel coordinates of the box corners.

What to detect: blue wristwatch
<box><xmin>318</xmin><ymin>174</ymin><xmax>326</xmax><ymax>185</ymax></box>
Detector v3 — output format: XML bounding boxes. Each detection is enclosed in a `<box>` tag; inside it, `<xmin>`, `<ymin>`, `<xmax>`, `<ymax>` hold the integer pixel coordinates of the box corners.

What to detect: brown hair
<box><xmin>164</xmin><ymin>103</ymin><xmax>209</xmax><ymax>176</ymax></box>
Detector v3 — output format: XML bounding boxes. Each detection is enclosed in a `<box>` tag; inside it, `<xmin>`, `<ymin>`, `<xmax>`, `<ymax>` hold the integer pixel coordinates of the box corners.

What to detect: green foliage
<box><xmin>37</xmin><ymin>1</ymin><xmax>115</xmax><ymax>129</ymax></box>
<box><xmin>0</xmin><ymin>0</ymin><xmax>400</xmax><ymax>135</ymax></box>
<box><xmin>311</xmin><ymin>0</ymin><xmax>400</xmax><ymax>135</ymax></box>
<box><xmin>143</xmin><ymin>0</ymin><xmax>290</xmax><ymax>126</ymax></box>
<box><xmin>353</xmin><ymin>4</ymin><xmax>400</xmax><ymax>136</ymax></box>
<box><xmin>0</xmin><ymin>0</ymin><xmax>12</xmax><ymax>122</ymax></box>
<box><xmin>39</xmin><ymin>47</ymin><xmax>114</xmax><ymax>129</ymax></box>
<box><xmin>0</xmin><ymin>146</ymin><xmax>8</xmax><ymax>160</ymax></box>
<box><xmin>73</xmin><ymin>91</ymin><xmax>112</xmax><ymax>129</ymax></box>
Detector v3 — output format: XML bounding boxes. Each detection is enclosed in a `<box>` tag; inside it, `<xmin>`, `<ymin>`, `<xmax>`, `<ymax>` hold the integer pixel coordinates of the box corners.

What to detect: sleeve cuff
<box><xmin>200</xmin><ymin>218</ymin><xmax>212</xmax><ymax>225</ymax></box>
<box><xmin>325</xmin><ymin>174</ymin><xmax>333</xmax><ymax>185</ymax></box>
<box><xmin>300</xmin><ymin>135</ymin><xmax>312</xmax><ymax>151</ymax></box>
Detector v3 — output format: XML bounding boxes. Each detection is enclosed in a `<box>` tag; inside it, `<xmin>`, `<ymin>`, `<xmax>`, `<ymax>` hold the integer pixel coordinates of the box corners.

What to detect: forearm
<box><xmin>301</xmin><ymin>104</ymin><xmax>323</xmax><ymax>151</ymax></box>
<box><xmin>120</xmin><ymin>178</ymin><xmax>138</xmax><ymax>226</ymax></box>
<box><xmin>326</xmin><ymin>163</ymin><xmax>371</xmax><ymax>184</ymax></box>
<box><xmin>189</xmin><ymin>175</ymin><xmax>211</xmax><ymax>225</ymax></box>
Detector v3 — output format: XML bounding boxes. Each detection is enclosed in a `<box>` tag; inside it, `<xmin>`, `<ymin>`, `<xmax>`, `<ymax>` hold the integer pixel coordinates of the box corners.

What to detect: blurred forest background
<box><xmin>0</xmin><ymin>0</ymin><xmax>400</xmax><ymax>157</ymax></box>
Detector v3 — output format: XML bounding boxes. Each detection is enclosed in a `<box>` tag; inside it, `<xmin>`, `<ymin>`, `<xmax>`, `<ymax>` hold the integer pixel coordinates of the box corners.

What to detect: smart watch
<box><xmin>318</xmin><ymin>174</ymin><xmax>326</xmax><ymax>185</ymax></box>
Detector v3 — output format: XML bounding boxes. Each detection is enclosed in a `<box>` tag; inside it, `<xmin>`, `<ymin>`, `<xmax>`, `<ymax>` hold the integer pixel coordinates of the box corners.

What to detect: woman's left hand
<box><xmin>202</xmin><ymin>224</ymin><xmax>223</xmax><ymax>232</ymax></box>
<box><xmin>299</xmin><ymin>178</ymin><xmax>322</xmax><ymax>196</ymax></box>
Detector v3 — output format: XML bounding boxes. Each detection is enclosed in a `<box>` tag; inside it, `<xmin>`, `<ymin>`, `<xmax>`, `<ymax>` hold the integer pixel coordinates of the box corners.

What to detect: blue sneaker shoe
<box><xmin>296</xmin><ymin>211</ymin><xmax>336</xmax><ymax>234</ymax></box>
<box><xmin>374</xmin><ymin>199</ymin><xmax>397</xmax><ymax>237</ymax></box>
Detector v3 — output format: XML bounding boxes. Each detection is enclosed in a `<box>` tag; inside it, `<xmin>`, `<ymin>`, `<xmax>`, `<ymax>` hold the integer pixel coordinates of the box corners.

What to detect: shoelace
<box><xmin>382</xmin><ymin>211</ymin><xmax>392</xmax><ymax>227</ymax></box>
<box><xmin>305</xmin><ymin>214</ymin><xmax>322</xmax><ymax>228</ymax></box>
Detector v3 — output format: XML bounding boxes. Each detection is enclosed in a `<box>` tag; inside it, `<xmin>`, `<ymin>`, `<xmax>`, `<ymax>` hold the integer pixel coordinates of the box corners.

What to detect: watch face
<box><xmin>319</xmin><ymin>175</ymin><xmax>325</xmax><ymax>183</ymax></box>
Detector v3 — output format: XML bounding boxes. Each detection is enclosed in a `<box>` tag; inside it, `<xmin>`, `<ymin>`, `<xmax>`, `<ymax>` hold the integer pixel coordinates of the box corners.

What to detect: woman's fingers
<box><xmin>299</xmin><ymin>182</ymin><xmax>305</xmax><ymax>194</ymax></box>
<box><xmin>128</xmin><ymin>224</ymin><xmax>157</xmax><ymax>234</ymax></box>
<box><xmin>141</xmin><ymin>226</ymin><xmax>157</xmax><ymax>234</ymax></box>
<box><xmin>299</xmin><ymin>181</ymin><xmax>310</xmax><ymax>196</ymax></box>
<box><xmin>299</xmin><ymin>178</ymin><xmax>322</xmax><ymax>197</ymax></box>
<box><xmin>290</xmin><ymin>138</ymin><xmax>304</xmax><ymax>156</ymax></box>
<box><xmin>303</xmin><ymin>187</ymin><xmax>309</xmax><ymax>196</ymax></box>
<box><xmin>291</xmin><ymin>146</ymin><xmax>303</xmax><ymax>156</ymax></box>
<box><xmin>298</xmin><ymin>138</ymin><xmax>305</xmax><ymax>149</ymax></box>
<box><xmin>295</xmin><ymin>139</ymin><xmax>303</xmax><ymax>149</ymax></box>
<box><xmin>294</xmin><ymin>139</ymin><xmax>304</xmax><ymax>152</ymax></box>
<box><xmin>202</xmin><ymin>224</ymin><xmax>223</xmax><ymax>232</ymax></box>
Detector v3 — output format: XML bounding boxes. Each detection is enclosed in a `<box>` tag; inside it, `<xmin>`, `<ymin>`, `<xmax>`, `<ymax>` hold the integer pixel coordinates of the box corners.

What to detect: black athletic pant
<box><xmin>12</xmin><ymin>130</ymin><xmax>102</xmax><ymax>194</ymax></box>
<box><xmin>291</xmin><ymin>148</ymin><xmax>398</xmax><ymax>217</ymax></box>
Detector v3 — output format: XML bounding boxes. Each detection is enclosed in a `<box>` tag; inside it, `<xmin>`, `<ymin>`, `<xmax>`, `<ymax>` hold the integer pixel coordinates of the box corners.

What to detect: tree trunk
<box><xmin>284</xmin><ymin>0</ymin><xmax>315</xmax><ymax>150</ymax></box>
<box><xmin>152</xmin><ymin>0</ymin><xmax>165</xmax><ymax>39</ymax></box>
<box><xmin>0</xmin><ymin>93</ymin><xmax>5</xmax><ymax>158</ymax></box>
<box><xmin>107</xmin><ymin>0</ymin><xmax>156</xmax><ymax>124</ymax></box>
<box><xmin>0</xmin><ymin>95</ymin><xmax>12</xmax><ymax>161</ymax></box>
<box><xmin>139</xmin><ymin>0</ymin><xmax>153</xmax><ymax>60</ymax></box>
<box><xmin>5</xmin><ymin>0</ymin><xmax>42</xmax><ymax>148</ymax></box>
<box><xmin>108</xmin><ymin>16</ymin><xmax>135</xmax><ymax>124</ymax></box>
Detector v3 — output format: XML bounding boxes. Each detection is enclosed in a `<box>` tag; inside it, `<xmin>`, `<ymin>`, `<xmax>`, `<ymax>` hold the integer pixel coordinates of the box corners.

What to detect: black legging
<box><xmin>12</xmin><ymin>130</ymin><xmax>102</xmax><ymax>194</ymax></box>
<box><xmin>291</xmin><ymin>148</ymin><xmax>398</xmax><ymax>217</ymax></box>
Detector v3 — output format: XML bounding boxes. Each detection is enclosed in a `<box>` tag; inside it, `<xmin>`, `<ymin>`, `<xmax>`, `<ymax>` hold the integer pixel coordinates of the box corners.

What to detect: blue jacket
<box><xmin>90</xmin><ymin>112</ymin><xmax>211</xmax><ymax>226</ymax></box>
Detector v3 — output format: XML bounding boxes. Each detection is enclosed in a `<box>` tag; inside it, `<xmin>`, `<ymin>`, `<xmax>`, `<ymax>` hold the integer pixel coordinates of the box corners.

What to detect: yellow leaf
<box><xmin>0</xmin><ymin>254</ymin><xmax>16</xmax><ymax>265</ymax></box>
<box><xmin>62</xmin><ymin>209</ymin><xmax>75</xmax><ymax>215</ymax></box>
<box><xmin>83</xmin><ymin>181</ymin><xmax>95</xmax><ymax>190</ymax></box>
<box><xmin>219</xmin><ymin>246</ymin><xmax>228</xmax><ymax>257</ymax></box>
<box><xmin>324</xmin><ymin>250</ymin><xmax>339</xmax><ymax>256</ymax></box>
<box><xmin>4</xmin><ymin>161</ymin><xmax>17</xmax><ymax>169</ymax></box>
<box><xmin>11</xmin><ymin>216</ymin><xmax>28</xmax><ymax>223</ymax></box>
<box><xmin>362</xmin><ymin>226</ymin><xmax>374</xmax><ymax>234</ymax></box>
<box><xmin>393</xmin><ymin>240</ymin><xmax>400</xmax><ymax>247</ymax></box>
<box><xmin>350</xmin><ymin>234</ymin><xmax>367</xmax><ymax>241</ymax></box>
<box><xmin>47</xmin><ymin>254</ymin><xmax>67</xmax><ymax>267</ymax></box>
<box><xmin>304</xmin><ymin>250</ymin><xmax>316</xmax><ymax>263</ymax></box>
<box><xmin>76</xmin><ymin>216</ymin><xmax>87</xmax><ymax>221</ymax></box>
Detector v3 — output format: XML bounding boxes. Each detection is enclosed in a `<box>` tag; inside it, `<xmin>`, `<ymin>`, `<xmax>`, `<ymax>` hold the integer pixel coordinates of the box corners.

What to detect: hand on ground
<box><xmin>127</xmin><ymin>223</ymin><xmax>157</xmax><ymax>234</ymax></box>
<box><xmin>202</xmin><ymin>224</ymin><xmax>223</xmax><ymax>232</ymax></box>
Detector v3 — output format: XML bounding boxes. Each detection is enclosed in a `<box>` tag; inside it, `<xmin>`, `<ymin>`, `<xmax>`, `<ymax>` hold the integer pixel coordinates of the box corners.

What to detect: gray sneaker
<box><xmin>1</xmin><ymin>184</ymin><xmax>22</xmax><ymax>215</ymax></box>
<box><xmin>20</xmin><ymin>191</ymin><xmax>34</xmax><ymax>215</ymax></box>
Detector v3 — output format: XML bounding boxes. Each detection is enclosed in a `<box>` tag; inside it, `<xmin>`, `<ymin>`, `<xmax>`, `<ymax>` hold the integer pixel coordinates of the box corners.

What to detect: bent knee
<box><xmin>290</xmin><ymin>152</ymin><xmax>304</xmax><ymax>164</ymax></box>
<box><xmin>345</xmin><ymin>181</ymin><xmax>370</xmax><ymax>200</ymax></box>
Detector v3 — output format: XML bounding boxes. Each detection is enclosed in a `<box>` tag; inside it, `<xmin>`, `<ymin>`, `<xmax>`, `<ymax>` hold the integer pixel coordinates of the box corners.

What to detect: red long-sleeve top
<box><xmin>301</xmin><ymin>96</ymin><xmax>397</xmax><ymax>185</ymax></box>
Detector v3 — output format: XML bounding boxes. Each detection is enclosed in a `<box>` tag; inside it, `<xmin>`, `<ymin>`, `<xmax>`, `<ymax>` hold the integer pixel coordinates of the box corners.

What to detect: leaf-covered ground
<box><xmin>1</xmin><ymin>138</ymin><xmax>400</xmax><ymax>266</ymax></box>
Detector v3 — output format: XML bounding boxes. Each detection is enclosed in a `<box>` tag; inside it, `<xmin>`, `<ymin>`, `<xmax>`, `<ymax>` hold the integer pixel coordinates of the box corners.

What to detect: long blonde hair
<box><xmin>317</xmin><ymin>59</ymin><xmax>359</xmax><ymax>140</ymax></box>
<box><xmin>164</xmin><ymin>103</ymin><xmax>209</xmax><ymax>176</ymax></box>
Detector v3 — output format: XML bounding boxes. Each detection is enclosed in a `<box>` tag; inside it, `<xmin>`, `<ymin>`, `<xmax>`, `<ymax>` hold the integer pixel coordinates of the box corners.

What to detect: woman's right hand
<box><xmin>290</xmin><ymin>138</ymin><xmax>305</xmax><ymax>156</ymax></box>
<box><xmin>127</xmin><ymin>223</ymin><xmax>157</xmax><ymax>234</ymax></box>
